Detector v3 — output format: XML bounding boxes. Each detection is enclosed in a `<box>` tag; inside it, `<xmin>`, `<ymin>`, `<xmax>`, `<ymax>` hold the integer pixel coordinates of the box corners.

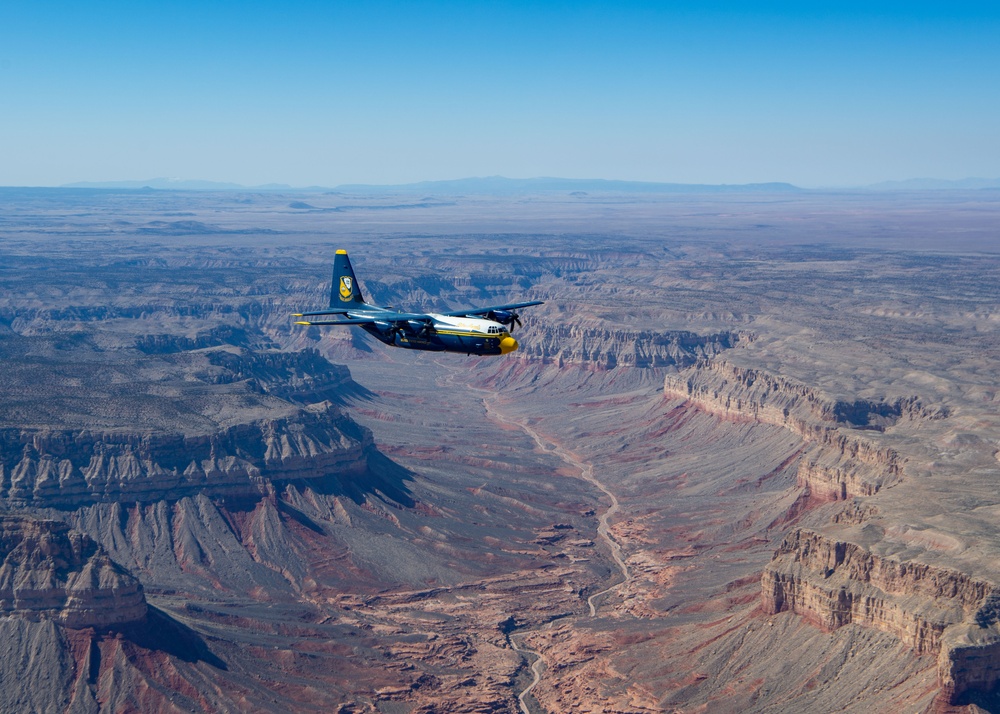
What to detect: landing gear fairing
<box><xmin>294</xmin><ymin>251</ymin><xmax>543</xmax><ymax>356</ymax></box>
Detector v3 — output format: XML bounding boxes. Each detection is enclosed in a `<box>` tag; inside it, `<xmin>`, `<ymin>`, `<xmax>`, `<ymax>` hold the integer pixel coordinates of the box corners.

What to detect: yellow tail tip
<box><xmin>336</xmin><ymin>249</ymin><xmax>348</xmax><ymax>255</ymax></box>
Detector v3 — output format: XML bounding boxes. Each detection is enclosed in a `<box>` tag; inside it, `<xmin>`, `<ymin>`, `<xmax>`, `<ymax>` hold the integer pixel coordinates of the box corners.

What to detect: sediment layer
<box><xmin>0</xmin><ymin>515</ymin><xmax>147</xmax><ymax>628</ymax></box>
<box><xmin>663</xmin><ymin>359</ymin><xmax>915</xmax><ymax>500</ymax></box>
<box><xmin>0</xmin><ymin>402</ymin><xmax>370</xmax><ymax>507</ymax></box>
<box><xmin>763</xmin><ymin>528</ymin><xmax>1000</xmax><ymax>703</ymax></box>
<box><xmin>519</xmin><ymin>326</ymin><xmax>742</xmax><ymax>368</ymax></box>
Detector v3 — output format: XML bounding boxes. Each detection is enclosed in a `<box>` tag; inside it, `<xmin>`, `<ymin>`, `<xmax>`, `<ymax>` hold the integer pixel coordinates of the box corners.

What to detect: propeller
<box><xmin>410</xmin><ymin>319</ymin><xmax>436</xmax><ymax>339</ymax></box>
<box><xmin>488</xmin><ymin>310</ymin><xmax>522</xmax><ymax>332</ymax></box>
<box><xmin>378</xmin><ymin>321</ymin><xmax>405</xmax><ymax>341</ymax></box>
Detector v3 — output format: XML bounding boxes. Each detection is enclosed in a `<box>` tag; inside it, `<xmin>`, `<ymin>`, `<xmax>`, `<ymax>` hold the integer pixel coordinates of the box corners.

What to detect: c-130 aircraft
<box><xmin>294</xmin><ymin>250</ymin><xmax>543</xmax><ymax>356</ymax></box>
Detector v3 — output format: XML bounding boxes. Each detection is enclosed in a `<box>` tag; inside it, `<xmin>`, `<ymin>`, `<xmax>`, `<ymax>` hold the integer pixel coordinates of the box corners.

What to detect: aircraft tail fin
<box><xmin>330</xmin><ymin>250</ymin><xmax>366</xmax><ymax>307</ymax></box>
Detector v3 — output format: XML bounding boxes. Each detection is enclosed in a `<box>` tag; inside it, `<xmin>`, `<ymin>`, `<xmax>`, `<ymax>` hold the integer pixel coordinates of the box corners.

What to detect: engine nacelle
<box><xmin>489</xmin><ymin>310</ymin><xmax>515</xmax><ymax>325</ymax></box>
<box><xmin>406</xmin><ymin>319</ymin><xmax>435</xmax><ymax>338</ymax></box>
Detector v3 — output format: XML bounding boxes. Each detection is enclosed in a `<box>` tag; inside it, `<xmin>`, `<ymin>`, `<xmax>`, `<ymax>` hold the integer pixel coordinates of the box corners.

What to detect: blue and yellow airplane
<box><xmin>294</xmin><ymin>251</ymin><xmax>543</xmax><ymax>356</ymax></box>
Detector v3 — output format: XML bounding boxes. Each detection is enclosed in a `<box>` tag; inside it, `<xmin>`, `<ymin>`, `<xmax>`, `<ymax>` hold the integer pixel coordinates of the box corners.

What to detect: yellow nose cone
<box><xmin>500</xmin><ymin>336</ymin><xmax>519</xmax><ymax>354</ymax></box>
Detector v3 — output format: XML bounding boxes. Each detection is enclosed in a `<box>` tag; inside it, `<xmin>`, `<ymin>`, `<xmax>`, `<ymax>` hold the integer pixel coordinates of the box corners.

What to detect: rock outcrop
<box><xmin>663</xmin><ymin>360</ymin><xmax>928</xmax><ymax>500</ymax></box>
<box><xmin>0</xmin><ymin>515</ymin><xmax>146</xmax><ymax>628</ymax></box>
<box><xmin>519</xmin><ymin>326</ymin><xmax>742</xmax><ymax>369</ymax></box>
<box><xmin>763</xmin><ymin>528</ymin><xmax>1000</xmax><ymax>704</ymax></box>
<box><xmin>762</xmin><ymin>529</ymin><xmax>988</xmax><ymax>655</ymax></box>
<box><xmin>663</xmin><ymin>357</ymin><xmax>1000</xmax><ymax>704</ymax></box>
<box><xmin>0</xmin><ymin>402</ymin><xmax>370</xmax><ymax>507</ymax></box>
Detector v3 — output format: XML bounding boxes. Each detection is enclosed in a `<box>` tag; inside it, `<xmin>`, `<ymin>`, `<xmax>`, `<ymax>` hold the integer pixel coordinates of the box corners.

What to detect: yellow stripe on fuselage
<box><xmin>434</xmin><ymin>329</ymin><xmax>502</xmax><ymax>338</ymax></box>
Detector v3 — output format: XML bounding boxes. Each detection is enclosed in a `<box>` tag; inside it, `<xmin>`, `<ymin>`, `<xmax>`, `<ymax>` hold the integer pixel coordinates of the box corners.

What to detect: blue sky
<box><xmin>1</xmin><ymin>1</ymin><xmax>997</xmax><ymax>187</ymax></box>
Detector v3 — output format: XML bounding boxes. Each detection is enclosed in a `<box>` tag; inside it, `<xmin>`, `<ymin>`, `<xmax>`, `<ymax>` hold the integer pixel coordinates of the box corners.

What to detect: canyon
<box><xmin>0</xmin><ymin>187</ymin><xmax>999</xmax><ymax>711</ymax></box>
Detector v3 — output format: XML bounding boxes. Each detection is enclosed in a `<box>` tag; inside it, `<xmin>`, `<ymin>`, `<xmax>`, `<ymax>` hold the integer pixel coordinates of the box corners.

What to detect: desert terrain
<box><xmin>1</xmin><ymin>186</ymin><xmax>999</xmax><ymax>712</ymax></box>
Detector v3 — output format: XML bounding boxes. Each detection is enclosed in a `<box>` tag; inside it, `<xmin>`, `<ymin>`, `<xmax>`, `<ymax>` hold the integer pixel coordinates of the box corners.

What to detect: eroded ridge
<box><xmin>764</xmin><ymin>528</ymin><xmax>1000</xmax><ymax>704</ymax></box>
<box><xmin>0</xmin><ymin>516</ymin><xmax>147</xmax><ymax>628</ymax></box>
<box><xmin>0</xmin><ymin>404</ymin><xmax>370</xmax><ymax>507</ymax></box>
<box><xmin>663</xmin><ymin>359</ymin><xmax>929</xmax><ymax>500</ymax></box>
<box><xmin>519</xmin><ymin>326</ymin><xmax>744</xmax><ymax>369</ymax></box>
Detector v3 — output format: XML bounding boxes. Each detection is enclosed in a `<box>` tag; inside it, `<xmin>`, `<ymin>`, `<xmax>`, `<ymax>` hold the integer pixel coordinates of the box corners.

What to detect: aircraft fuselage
<box><xmin>350</xmin><ymin>308</ymin><xmax>519</xmax><ymax>356</ymax></box>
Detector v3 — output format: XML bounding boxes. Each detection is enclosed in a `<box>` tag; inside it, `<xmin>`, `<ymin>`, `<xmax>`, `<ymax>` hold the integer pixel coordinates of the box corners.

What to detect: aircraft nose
<box><xmin>500</xmin><ymin>336</ymin><xmax>518</xmax><ymax>354</ymax></box>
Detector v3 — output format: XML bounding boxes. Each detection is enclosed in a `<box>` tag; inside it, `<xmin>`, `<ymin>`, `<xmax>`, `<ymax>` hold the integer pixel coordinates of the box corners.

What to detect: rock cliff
<box><xmin>663</xmin><ymin>357</ymin><xmax>1000</xmax><ymax>705</ymax></box>
<box><xmin>663</xmin><ymin>359</ymin><xmax>926</xmax><ymax>500</ymax></box>
<box><xmin>0</xmin><ymin>342</ymin><xmax>375</xmax><ymax>507</ymax></box>
<box><xmin>763</xmin><ymin>527</ymin><xmax>1000</xmax><ymax>704</ymax></box>
<box><xmin>518</xmin><ymin>325</ymin><xmax>743</xmax><ymax>369</ymax></box>
<box><xmin>0</xmin><ymin>402</ymin><xmax>370</xmax><ymax>507</ymax></box>
<box><xmin>762</xmin><ymin>529</ymin><xmax>988</xmax><ymax>654</ymax></box>
<box><xmin>0</xmin><ymin>515</ymin><xmax>146</xmax><ymax>628</ymax></box>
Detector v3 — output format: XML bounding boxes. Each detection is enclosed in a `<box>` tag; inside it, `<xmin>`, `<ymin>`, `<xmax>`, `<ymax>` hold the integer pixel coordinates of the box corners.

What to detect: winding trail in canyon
<box><xmin>480</xmin><ymin>392</ymin><xmax>630</xmax><ymax>714</ymax></box>
<box><xmin>508</xmin><ymin>632</ymin><xmax>545</xmax><ymax>714</ymax></box>
<box><xmin>480</xmin><ymin>392</ymin><xmax>632</xmax><ymax>712</ymax></box>
<box><xmin>480</xmin><ymin>395</ymin><xmax>630</xmax><ymax>615</ymax></box>
<box><xmin>437</xmin><ymin>365</ymin><xmax>632</xmax><ymax>712</ymax></box>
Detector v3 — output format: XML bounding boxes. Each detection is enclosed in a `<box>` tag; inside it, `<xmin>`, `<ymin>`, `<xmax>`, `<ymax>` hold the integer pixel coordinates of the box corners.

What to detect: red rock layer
<box><xmin>0</xmin><ymin>515</ymin><xmax>147</xmax><ymax>628</ymax></box>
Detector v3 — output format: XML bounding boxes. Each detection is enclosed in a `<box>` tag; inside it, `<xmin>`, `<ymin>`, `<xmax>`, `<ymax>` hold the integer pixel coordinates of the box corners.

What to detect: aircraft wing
<box><xmin>294</xmin><ymin>311</ymin><xmax>435</xmax><ymax>326</ymax></box>
<box><xmin>436</xmin><ymin>300</ymin><xmax>544</xmax><ymax>318</ymax></box>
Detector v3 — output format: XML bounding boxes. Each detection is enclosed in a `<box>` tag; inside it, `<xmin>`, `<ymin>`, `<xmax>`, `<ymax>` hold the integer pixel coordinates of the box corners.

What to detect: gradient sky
<box><xmin>1</xmin><ymin>1</ymin><xmax>997</xmax><ymax>187</ymax></box>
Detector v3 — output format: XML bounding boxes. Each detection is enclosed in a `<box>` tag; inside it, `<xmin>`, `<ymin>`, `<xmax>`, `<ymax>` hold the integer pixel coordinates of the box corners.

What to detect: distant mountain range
<box><xmin>332</xmin><ymin>176</ymin><xmax>803</xmax><ymax>194</ymax></box>
<box><xmin>60</xmin><ymin>178</ymin><xmax>328</xmax><ymax>191</ymax></box>
<box><xmin>62</xmin><ymin>176</ymin><xmax>802</xmax><ymax>194</ymax></box>
<box><xmin>58</xmin><ymin>175</ymin><xmax>1000</xmax><ymax>194</ymax></box>
<box><xmin>865</xmin><ymin>177</ymin><xmax>1000</xmax><ymax>191</ymax></box>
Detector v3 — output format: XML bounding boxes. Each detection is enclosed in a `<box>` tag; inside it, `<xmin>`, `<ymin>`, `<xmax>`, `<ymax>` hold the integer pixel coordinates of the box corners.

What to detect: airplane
<box><xmin>293</xmin><ymin>250</ymin><xmax>543</xmax><ymax>356</ymax></box>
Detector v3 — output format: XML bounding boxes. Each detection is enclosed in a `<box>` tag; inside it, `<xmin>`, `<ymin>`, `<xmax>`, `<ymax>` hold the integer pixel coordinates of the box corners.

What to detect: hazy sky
<box><xmin>1</xmin><ymin>1</ymin><xmax>997</xmax><ymax>187</ymax></box>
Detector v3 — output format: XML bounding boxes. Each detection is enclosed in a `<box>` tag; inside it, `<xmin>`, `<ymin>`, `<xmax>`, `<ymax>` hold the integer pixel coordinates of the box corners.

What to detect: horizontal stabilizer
<box><xmin>294</xmin><ymin>308</ymin><xmax>352</xmax><ymax>317</ymax></box>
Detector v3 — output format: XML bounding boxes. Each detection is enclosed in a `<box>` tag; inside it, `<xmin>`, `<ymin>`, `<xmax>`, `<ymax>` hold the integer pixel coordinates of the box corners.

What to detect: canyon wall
<box><xmin>763</xmin><ymin>528</ymin><xmax>1000</xmax><ymax>704</ymax></box>
<box><xmin>663</xmin><ymin>359</ymin><xmax>922</xmax><ymax>500</ymax></box>
<box><xmin>0</xmin><ymin>403</ymin><xmax>370</xmax><ymax>507</ymax></box>
<box><xmin>666</xmin><ymin>357</ymin><xmax>1000</xmax><ymax>704</ymax></box>
<box><xmin>0</xmin><ymin>345</ymin><xmax>375</xmax><ymax>507</ymax></box>
<box><xmin>761</xmin><ymin>529</ymin><xmax>988</xmax><ymax>655</ymax></box>
<box><xmin>519</xmin><ymin>326</ymin><xmax>743</xmax><ymax>369</ymax></box>
<box><xmin>0</xmin><ymin>515</ymin><xmax>147</xmax><ymax>628</ymax></box>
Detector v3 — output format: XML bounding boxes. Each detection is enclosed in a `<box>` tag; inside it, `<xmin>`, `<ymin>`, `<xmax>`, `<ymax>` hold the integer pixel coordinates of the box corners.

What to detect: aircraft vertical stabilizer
<box><xmin>330</xmin><ymin>250</ymin><xmax>366</xmax><ymax>307</ymax></box>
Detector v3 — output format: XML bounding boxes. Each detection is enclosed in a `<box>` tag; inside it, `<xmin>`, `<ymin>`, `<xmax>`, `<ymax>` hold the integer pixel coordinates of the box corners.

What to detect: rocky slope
<box><xmin>0</xmin><ymin>403</ymin><xmax>369</xmax><ymax>507</ymax></box>
<box><xmin>515</xmin><ymin>324</ymin><xmax>743</xmax><ymax>369</ymax></box>
<box><xmin>663</xmin><ymin>359</ymin><xmax>927</xmax><ymax>501</ymax></box>
<box><xmin>665</xmin><ymin>355</ymin><xmax>1000</xmax><ymax>706</ymax></box>
<box><xmin>0</xmin><ymin>515</ymin><xmax>146</xmax><ymax>628</ymax></box>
